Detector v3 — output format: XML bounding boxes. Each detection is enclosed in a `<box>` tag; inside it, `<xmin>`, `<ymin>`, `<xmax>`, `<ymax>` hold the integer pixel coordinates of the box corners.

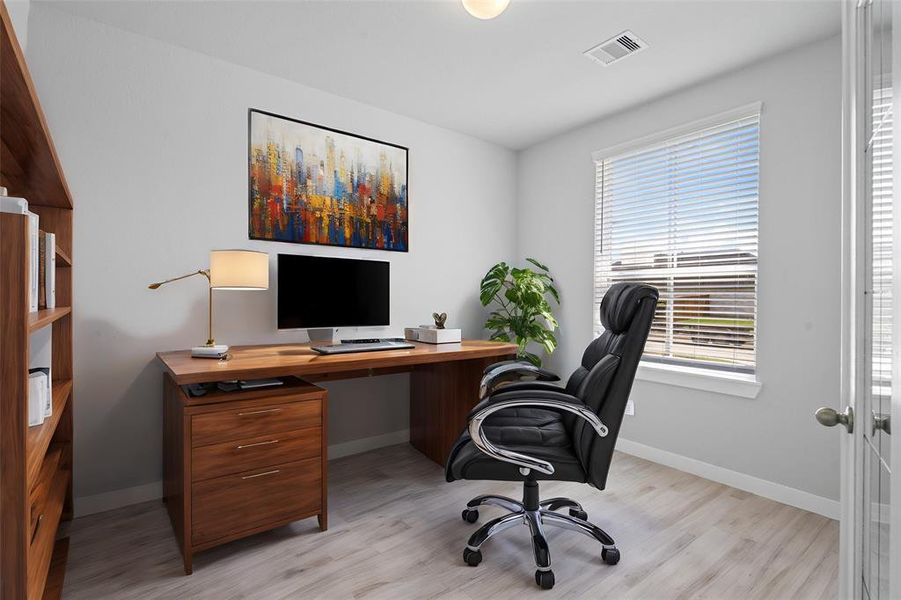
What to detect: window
<box><xmin>593</xmin><ymin>105</ymin><xmax>761</xmax><ymax>374</ymax></box>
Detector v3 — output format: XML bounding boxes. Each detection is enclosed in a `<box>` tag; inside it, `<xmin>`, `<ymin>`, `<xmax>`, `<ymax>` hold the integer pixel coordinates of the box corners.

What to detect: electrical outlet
<box><xmin>625</xmin><ymin>399</ymin><xmax>635</xmax><ymax>416</ymax></box>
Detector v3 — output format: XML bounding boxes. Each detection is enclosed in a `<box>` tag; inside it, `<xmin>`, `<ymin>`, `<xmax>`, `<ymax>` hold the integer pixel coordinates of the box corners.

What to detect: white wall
<box><xmin>24</xmin><ymin>4</ymin><xmax>842</xmax><ymax>517</ymax></box>
<box><xmin>6</xmin><ymin>0</ymin><xmax>29</xmax><ymax>50</ymax></box>
<box><xmin>26</xmin><ymin>5</ymin><xmax>517</xmax><ymax>511</ymax></box>
<box><xmin>517</xmin><ymin>36</ymin><xmax>842</xmax><ymax>504</ymax></box>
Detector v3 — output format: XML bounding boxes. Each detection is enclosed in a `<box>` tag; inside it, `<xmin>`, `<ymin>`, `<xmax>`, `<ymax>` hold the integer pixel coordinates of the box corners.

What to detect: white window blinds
<box><xmin>593</xmin><ymin>106</ymin><xmax>761</xmax><ymax>374</ymax></box>
<box><xmin>871</xmin><ymin>85</ymin><xmax>893</xmax><ymax>401</ymax></box>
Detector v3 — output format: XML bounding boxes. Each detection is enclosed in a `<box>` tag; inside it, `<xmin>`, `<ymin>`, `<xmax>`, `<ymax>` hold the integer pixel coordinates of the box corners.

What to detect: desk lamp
<box><xmin>149</xmin><ymin>250</ymin><xmax>269</xmax><ymax>358</ymax></box>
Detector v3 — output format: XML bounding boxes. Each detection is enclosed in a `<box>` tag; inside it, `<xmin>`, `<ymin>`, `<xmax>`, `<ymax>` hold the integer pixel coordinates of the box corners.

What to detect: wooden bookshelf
<box><xmin>28</xmin><ymin>309</ymin><xmax>72</xmax><ymax>334</ymax></box>
<box><xmin>0</xmin><ymin>1</ymin><xmax>75</xmax><ymax>597</ymax></box>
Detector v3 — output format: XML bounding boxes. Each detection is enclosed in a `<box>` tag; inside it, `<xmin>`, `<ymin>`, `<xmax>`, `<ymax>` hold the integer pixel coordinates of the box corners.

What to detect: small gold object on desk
<box><xmin>148</xmin><ymin>250</ymin><xmax>269</xmax><ymax>357</ymax></box>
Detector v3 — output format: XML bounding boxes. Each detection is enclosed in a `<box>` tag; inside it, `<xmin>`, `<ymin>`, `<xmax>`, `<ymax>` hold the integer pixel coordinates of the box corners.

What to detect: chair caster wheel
<box><xmin>534</xmin><ymin>569</ymin><xmax>555</xmax><ymax>589</ymax></box>
<box><xmin>462</xmin><ymin>509</ymin><xmax>479</xmax><ymax>523</ymax></box>
<box><xmin>568</xmin><ymin>508</ymin><xmax>588</xmax><ymax>521</ymax></box>
<box><xmin>602</xmin><ymin>547</ymin><xmax>620</xmax><ymax>565</ymax></box>
<box><xmin>463</xmin><ymin>548</ymin><xmax>482</xmax><ymax>566</ymax></box>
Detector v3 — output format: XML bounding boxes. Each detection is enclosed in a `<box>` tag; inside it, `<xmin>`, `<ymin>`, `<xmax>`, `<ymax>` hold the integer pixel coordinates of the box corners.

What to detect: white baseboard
<box><xmin>616</xmin><ymin>438</ymin><xmax>840</xmax><ymax>520</ymax></box>
<box><xmin>328</xmin><ymin>428</ymin><xmax>410</xmax><ymax>460</ymax></box>
<box><xmin>74</xmin><ymin>429</ymin><xmax>412</xmax><ymax>517</ymax></box>
<box><xmin>75</xmin><ymin>480</ymin><xmax>162</xmax><ymax>517</ymax></box>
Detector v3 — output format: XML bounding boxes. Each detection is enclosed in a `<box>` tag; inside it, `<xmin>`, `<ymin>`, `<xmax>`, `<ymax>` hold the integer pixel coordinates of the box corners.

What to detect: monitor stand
<box><xmin>307</xmin><ymin>328</ymin><xmax>338</xmax><ymax>345</ymax></box>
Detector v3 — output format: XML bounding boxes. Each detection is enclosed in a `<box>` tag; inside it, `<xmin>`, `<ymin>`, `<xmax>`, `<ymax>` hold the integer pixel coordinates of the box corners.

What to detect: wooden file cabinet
<box><xmin>163</xmin><ymin>375</ymin><xmax>327</xmax><ymax>574</ymax></box>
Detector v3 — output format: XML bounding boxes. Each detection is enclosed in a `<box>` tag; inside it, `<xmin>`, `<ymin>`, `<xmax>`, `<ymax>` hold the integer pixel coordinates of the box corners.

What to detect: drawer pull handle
<box><xmin>236</xmin><ymin>439</ymin><xmax>279</xmax><ymax>449</ymax></box>
<box><xmin>237</xmin><ymin>408</ymin><xmax>282</xmax><ymax>416</ymax></box>
<box><xmin>241</xmin><ymin>469</ymin><xmax>280</xmax><ymax>480</ymax></box>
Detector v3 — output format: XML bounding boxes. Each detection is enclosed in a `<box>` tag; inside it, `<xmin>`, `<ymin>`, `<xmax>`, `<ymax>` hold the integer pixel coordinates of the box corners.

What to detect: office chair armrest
<box><xmin>468</xmin><ymin>382</ymin><xmax>567</xmax><ymax>416</ymax></box>
<box><xmin>479</xmin><ymin>360</ymin><xmax>561</xmax><ymax>400</ymax></box>
<box><xmin>488</xmin><ymin>380</ymin><xmax>565</xmax><ymax>394</ymax></box>
<box><xmin>467</xmin><ymin>390</ymin><xmax>608</xmax><ymax>476</ymax></box>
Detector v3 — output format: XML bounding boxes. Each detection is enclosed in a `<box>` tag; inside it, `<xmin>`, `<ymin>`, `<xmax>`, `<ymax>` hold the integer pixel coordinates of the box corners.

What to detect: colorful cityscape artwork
<box><xmin>249</xmin><ymin>110</ymin><xmax>408</xmax><ymax>251</ymax></box>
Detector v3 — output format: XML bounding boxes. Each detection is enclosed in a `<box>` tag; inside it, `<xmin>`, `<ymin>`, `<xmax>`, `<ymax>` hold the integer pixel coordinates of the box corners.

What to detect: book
<box><xmin>0</xmin><ymin>195</ymin><xmax>28</xmax><ymax>215</ymax></box>
<box><xmin>27</xmin><ymin>212</ymin><xmax>39</xmax><ymax>312</ymax></box>
<box><xmin>38</xmin><ymin>230</ymin><xmax>46</xmax><ymax>309</ymax></box>
<box><xmin>27</xmin><ymin>372</ymin><xmax>46</xmax><ymax>427</ymax></box>
<box><xmin>44</xmin><ymin>232</ymin><xmax>56</xmax><ymax>309</ymax></box>
<box><xmin>37</xmin><ymin>231</ymin><xmax>56</xmax><ymax>310</ymax></box>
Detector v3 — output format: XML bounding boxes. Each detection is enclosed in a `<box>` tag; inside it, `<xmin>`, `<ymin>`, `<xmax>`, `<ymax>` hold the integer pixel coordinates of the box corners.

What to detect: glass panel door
<box><xmin>863</xmin><ymin>0</ymin><xmax>892</xmax><ymax>597</ymax></box>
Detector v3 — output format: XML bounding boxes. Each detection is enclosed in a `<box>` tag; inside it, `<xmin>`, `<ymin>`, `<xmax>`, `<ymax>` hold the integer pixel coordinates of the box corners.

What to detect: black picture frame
<box><xmin>248</xmin><ymin>108</ymin><xmax>410</xmax><ymax>252</ymax></box>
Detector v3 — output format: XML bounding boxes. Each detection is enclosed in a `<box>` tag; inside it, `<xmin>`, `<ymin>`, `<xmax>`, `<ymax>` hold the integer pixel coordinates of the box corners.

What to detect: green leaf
<box><xmin>541</xmin><ymin>312</ymin><xmax>558</xmax><ymax>329</ymax></box>
<box><xmin>526</xmin><ymin>257</ymin><xmax>549</xmax><ymax>272</ymax></box>
<box><xmin>546</xmin><ymin>284</ymin><xmax>560</xmax><ymax>304</ymax></box>
<box><xmin>481</xmin><ymin>258</ymin><xmax>559</xmax><ymax>367</ymax></box>
<box><xmin>479</xmin><ymin>262</ymin><xmax>509</xmax><ymax>305</ymax></box>
<box><xmin>520</xmin><ymin>351</ymin><xmax>542</xmax><ymax>367</ymax></box>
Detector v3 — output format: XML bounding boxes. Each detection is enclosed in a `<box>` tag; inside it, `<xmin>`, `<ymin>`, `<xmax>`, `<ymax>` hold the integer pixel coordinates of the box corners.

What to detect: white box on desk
<box><xmin>404</xmin><ymin>327</ymin><xmax>462</xmax><ymax>344</ymax></box>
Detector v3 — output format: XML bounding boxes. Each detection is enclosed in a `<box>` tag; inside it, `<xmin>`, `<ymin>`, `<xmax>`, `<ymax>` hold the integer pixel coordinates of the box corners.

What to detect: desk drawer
<box><xmin>192</xmin><ymin>398</ymin><xmax>321</xmax><ymax>447</ymax></box>
<box><xmin>192</xmin><ymin>458</ymin><xmax>321</xmax><ymax>546</ymax></box>
<box><xmin>192</xmin><ymin>428</ymin><xmax>321</xmax><ymax>482</ymax></box>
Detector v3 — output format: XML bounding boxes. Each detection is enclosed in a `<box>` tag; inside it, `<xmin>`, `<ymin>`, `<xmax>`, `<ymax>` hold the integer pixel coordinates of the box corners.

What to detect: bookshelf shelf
<box><xmin>0</xmin><ymin>0</ymin><xmax>75</xmax><ymax>596</ymax></box>
<box><xmin>28</xmin><ymin>307</ymin><xmax>72</xmax><ymax>333</ymax></box>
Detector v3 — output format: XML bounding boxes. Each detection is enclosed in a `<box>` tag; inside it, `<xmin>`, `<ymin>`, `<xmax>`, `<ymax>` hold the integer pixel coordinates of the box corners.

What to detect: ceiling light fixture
<box><xmin>462</xmin><ymin>0</ymin><xmax>510</xmax><ymax>20</ymax></box>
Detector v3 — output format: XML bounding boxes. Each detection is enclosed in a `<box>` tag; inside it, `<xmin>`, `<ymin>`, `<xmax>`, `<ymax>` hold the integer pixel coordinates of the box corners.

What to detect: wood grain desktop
<box><xmin>157</xmin><ymin>340</ymin><xmax>517</xmax><ymax>386</ymax></box>
<box><xmin>158</xmin><ymin>340</ymin><xmax>516</xmax><ymax>466</ymax></box>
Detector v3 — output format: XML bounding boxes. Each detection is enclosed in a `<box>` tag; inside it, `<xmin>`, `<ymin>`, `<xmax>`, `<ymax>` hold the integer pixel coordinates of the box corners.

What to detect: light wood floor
<box><xmin>61</xmin><ymin>444</ymin><xmax>838</xmax><ymax>599</ymax></box>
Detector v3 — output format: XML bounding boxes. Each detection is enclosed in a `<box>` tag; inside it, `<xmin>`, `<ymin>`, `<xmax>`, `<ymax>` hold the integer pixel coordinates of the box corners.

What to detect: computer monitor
<box><xmin>277</xmin><ymin>254</ymin><xmax>390</xmax><ymax>329</ymax></box>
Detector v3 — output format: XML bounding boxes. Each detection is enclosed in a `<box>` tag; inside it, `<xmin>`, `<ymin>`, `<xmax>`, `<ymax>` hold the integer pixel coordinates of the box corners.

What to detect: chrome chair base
<box><xmin>460</xmin><ymin>491</ymin><xmax>620</xmax><ymax>590</ymax></box>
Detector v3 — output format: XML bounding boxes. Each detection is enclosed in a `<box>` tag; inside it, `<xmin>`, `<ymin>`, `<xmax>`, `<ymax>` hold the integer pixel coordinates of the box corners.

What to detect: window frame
<box><xmin>591</xmin><ymin>102</ymin><xmax>763</xmax><ymax>395</ymax></box>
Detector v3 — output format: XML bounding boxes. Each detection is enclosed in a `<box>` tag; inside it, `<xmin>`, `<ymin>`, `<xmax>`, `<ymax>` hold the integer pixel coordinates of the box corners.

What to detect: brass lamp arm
<box><xmin>147</xmin><ymin>269</ymin><xmax>216</xmax><ymax>346</ymax></box>
<box><xmin>147</xmin><ymin>269</ymin><xmax>210</xmax><ymax>289</ymax></box>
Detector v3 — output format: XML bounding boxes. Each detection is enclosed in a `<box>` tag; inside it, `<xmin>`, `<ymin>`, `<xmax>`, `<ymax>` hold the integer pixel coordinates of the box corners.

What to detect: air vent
<box><xmin>583</xmin><ymin>31</ymin><xmax>648</xmax><ymax>66</ymax></box>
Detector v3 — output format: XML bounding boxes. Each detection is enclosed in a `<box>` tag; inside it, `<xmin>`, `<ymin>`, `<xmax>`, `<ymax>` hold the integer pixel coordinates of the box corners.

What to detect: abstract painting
<box><xmin>248</xmin><ymin>109</ymin><xmax>408</xmax><ymax>251</ymax></box>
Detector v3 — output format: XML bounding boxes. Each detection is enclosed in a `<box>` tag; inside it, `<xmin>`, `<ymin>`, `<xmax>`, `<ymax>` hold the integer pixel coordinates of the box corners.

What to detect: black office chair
<box><xmin>445</xmin><ymin>282</ymin><xmax>658</xmax><ymax>589</ymax></box>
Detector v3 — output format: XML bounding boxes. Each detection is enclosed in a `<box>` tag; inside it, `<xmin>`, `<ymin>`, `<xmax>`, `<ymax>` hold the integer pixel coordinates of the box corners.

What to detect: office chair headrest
<box><xmin>599</xmin><ymin>282</ymin><xmax>660</xmax><ymax>334</ymax></box>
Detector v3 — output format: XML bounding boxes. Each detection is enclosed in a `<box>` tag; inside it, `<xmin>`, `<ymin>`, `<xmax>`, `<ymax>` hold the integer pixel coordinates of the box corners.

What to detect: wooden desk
<box><xmin>157</xmin><ymin>340</ymin><xmax>516</xmax><ymax>465</ymax></box>
<box><xmin>156</xmin><ymin>340</ymin><xmax>516</xmax><ymax>572</ymax></box>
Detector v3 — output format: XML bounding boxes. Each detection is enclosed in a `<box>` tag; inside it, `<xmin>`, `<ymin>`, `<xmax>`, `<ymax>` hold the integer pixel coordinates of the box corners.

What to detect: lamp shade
<box><xmin>209</xmin><ymin>250</ymin><xmax>269</xmax><ymax>290</ymax></box>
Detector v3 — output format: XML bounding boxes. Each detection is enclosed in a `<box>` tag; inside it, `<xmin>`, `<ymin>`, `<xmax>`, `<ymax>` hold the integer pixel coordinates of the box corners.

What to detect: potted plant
<box><xmin>479</xmin><ymin>258</ymin><xmax>560</xmax><ymax>366</ymax></box>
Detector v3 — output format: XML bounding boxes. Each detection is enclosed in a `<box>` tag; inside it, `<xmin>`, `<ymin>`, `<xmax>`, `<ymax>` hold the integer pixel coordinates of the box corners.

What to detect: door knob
<box><xmin>873</xmin><ymin>412</ymin><xmax>891</xmax><ymax>436</ymax></box>
<box><xmin>815</xmin><ymin>406</ymin><xmax>854</xmax><ymax>433</ymax></box>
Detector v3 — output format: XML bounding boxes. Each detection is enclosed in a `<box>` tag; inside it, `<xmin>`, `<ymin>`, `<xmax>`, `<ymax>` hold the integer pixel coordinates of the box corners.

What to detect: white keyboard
<box><xmin>311</xmin><ymin>341</ymin><xmax>415</xmax><ymax>355</ymax></box>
